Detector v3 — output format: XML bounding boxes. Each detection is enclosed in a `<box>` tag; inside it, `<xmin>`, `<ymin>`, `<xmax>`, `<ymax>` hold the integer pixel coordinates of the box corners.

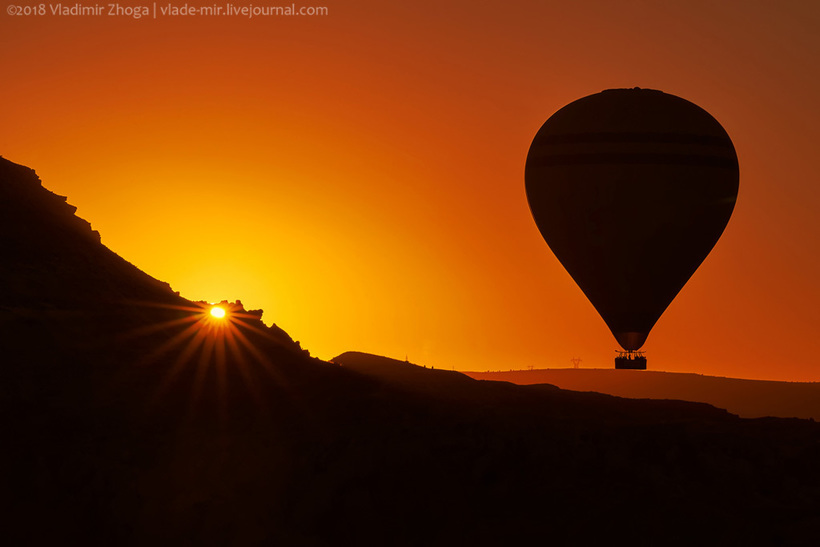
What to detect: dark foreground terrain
<box><xmin>2</xmin><ymin>156</ymin><xmax>820</xmax><ymax>545</ymax></box>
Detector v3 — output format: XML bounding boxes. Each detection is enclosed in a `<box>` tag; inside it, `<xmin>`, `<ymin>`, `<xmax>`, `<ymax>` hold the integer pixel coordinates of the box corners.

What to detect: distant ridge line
<box><xmin>465</xmin><ymin>368</ymin><xmax>820</xmax><ymax>420</ymax></box>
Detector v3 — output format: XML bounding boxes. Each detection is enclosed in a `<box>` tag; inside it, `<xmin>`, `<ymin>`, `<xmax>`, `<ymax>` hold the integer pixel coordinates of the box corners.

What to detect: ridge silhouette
<box><xmin>2</xmin><ymin>156</ymin><xmax>820</xmax><ymax>545</ymax></box>
<box><xmin>466</xmin><ymin>368</ymin><xmax>820</xmax><ymax>421</ymax></box>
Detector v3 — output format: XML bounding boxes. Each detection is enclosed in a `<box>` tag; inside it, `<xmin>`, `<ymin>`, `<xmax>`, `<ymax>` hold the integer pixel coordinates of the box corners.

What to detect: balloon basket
<box><xmin>615</xmin><ymin>351</ymin><xmax>646</xmax><ymax>370</ymax></box>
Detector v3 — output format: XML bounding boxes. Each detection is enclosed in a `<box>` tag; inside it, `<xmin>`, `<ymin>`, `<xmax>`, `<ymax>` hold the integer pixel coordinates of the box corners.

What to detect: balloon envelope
<box><xmin>525</xmin><ymin>88</ymin><xmax>739</xmax><ymax>352</ymax></box>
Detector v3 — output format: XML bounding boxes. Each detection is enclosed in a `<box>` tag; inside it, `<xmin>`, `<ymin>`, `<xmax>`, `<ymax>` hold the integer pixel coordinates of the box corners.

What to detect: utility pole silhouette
<box><xmin>570</xmin><ymin>357</ymin><xmax>582</xmax><ymax>369</ymax></box>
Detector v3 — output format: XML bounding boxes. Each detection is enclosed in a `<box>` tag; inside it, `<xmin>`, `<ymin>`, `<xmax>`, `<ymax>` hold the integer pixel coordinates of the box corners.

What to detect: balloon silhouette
<box><xmin>525</xmin><ymin>88</ymin><xmax>739</xmax><ymax>368</ymax></box>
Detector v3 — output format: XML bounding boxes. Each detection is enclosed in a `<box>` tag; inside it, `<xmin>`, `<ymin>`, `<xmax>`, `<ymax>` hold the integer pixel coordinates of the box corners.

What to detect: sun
<box><xmin>126</xmin><ymin>298</ymin><xmax>286</xmax><ymax>414</ymax></box>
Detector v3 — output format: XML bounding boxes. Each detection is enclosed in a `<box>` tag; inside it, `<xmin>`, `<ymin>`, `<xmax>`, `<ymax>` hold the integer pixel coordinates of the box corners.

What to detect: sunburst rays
<box><xmin>119</xmin><ymin>299</ymin><xmax>297</xmax><ymax>418</ymax></box>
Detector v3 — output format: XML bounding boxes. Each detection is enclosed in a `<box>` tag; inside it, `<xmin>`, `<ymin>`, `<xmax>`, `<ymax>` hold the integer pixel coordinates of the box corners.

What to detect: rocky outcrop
<box><xmin>0</xmin><ymin>156</ymin><xmax>179</xmax><ymax>309</ymax></box>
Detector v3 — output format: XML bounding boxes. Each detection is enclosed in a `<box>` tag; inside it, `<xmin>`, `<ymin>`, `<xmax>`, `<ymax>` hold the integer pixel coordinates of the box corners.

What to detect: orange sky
<box><xmin>2</xmin><ymin>1</ymin><xmax>819</xmax><ymax>381</ymax></box>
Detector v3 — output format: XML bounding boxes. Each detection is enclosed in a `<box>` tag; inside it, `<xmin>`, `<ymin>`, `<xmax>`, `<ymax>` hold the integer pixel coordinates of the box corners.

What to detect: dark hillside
<box><xmin>2</xmin><ymin>157</ymin><xmax>820</xmax><ymax>545</ymax></box>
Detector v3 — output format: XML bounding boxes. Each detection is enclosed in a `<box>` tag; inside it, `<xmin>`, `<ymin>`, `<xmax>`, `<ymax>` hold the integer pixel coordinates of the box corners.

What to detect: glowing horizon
<box><xmin>3</xmin><ymin>0</ymin><xmax>820</xmax><ymax>381</ymax></box>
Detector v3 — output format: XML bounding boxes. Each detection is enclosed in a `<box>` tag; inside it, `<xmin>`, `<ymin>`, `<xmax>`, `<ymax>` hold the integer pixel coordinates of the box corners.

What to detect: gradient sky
<box><xmin>3</xmin><ymin>0</ymin><xmax>819</xmax><ymax>381</ymax></box>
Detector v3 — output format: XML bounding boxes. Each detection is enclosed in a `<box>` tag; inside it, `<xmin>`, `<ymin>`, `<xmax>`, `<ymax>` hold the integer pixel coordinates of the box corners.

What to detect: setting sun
<box><xmin>210</xmin><ymin>306</ymin><xmax>226</xmax><ymax>319</ymax></box>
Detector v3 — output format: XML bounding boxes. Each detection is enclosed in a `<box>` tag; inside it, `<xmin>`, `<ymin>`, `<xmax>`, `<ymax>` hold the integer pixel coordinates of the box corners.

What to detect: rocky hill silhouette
<box><xmin>3</xmin><ymin>156</ymin><xmax>820</xmax><ymax>545</ymax></box>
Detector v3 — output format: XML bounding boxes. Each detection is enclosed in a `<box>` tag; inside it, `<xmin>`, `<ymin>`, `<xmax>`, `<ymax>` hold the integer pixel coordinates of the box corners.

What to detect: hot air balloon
<box><xmin>525</xmin><ymin>88</ymin><xmax>739</xmax><ymax>369</ymax></box>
